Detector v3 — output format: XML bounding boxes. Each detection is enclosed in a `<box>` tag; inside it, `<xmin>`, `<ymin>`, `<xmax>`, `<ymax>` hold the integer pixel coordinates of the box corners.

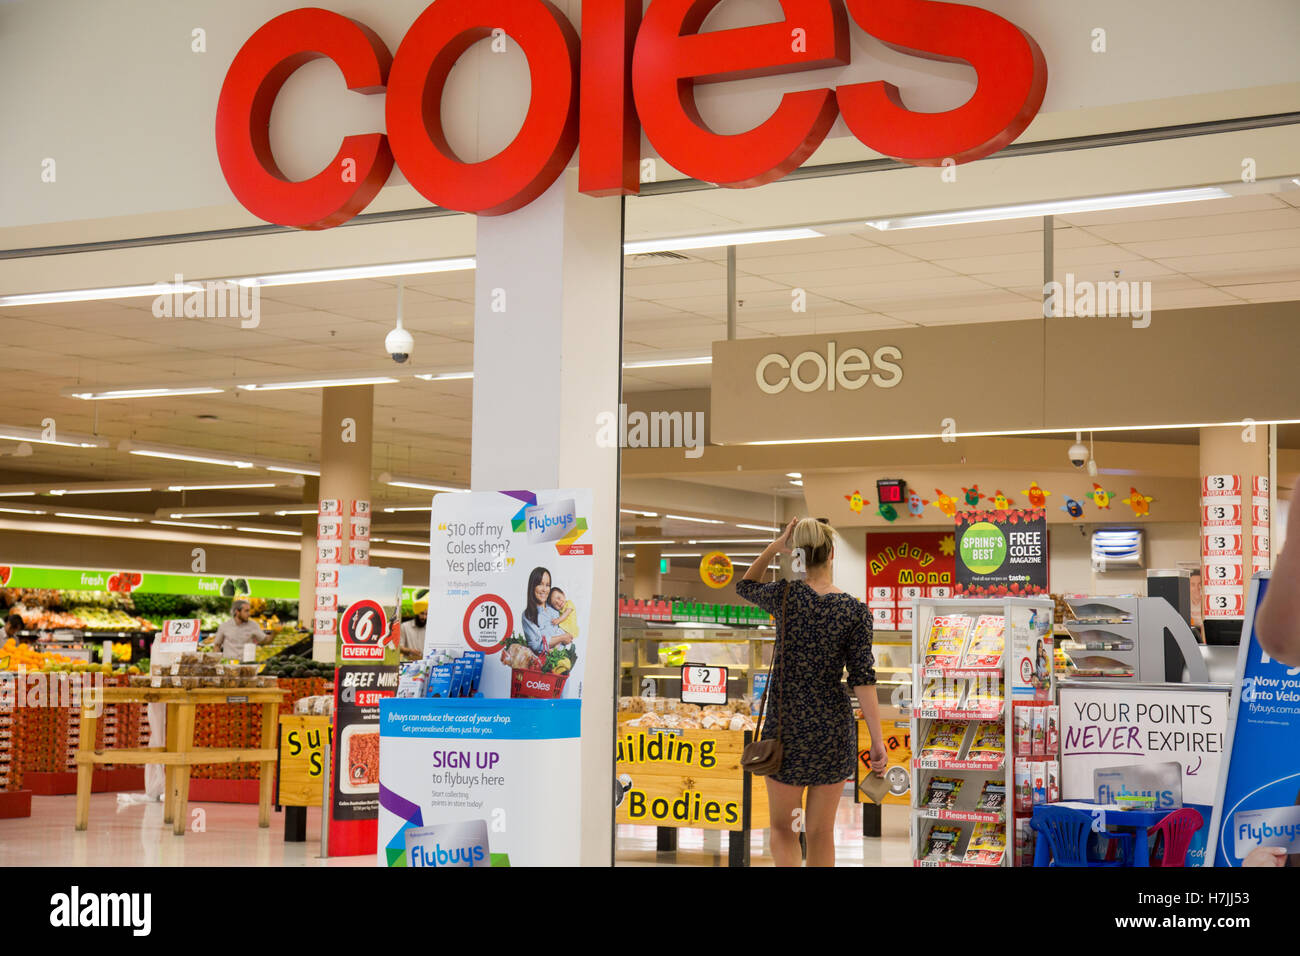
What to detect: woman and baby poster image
<box><xmin>429</xmin><ymin>489</ymin><xmax>593</xmax><ymax>700</ymax></box>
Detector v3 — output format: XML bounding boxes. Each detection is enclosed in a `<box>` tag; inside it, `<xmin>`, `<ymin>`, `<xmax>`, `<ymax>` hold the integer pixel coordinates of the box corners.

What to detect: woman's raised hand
<box><xmin>775</xmin><ymin>518</ymin><xmax>797</xmax><ymax>553</ymax></box>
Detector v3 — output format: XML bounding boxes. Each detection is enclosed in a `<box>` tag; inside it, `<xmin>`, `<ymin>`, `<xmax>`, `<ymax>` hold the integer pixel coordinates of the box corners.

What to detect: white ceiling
<box><xmin>2</xmin><ymin>187</ymin><xmax>1299</xmax><ymax>543</ymax></box>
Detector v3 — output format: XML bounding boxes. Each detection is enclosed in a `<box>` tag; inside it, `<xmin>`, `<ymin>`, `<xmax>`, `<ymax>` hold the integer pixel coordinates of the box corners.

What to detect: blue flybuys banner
<box><xmin>1210</xmin><ymin>573</ymin><xmax>1300</xmax><ymax>866</ymax></box>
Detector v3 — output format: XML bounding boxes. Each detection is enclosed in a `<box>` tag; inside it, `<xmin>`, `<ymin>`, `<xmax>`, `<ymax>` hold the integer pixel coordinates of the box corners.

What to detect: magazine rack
<box><xmin>909</xmin><ymin>597</ymin><xmax>1055</xmax><ymax>867</ymax></box>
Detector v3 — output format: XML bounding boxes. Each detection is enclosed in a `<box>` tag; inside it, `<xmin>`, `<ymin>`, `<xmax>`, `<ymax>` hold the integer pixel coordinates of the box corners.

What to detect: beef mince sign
<box><xmin>216</xmin><ymin>0</ymin><xmax>1048</xmax><ymax>228</ymax></box>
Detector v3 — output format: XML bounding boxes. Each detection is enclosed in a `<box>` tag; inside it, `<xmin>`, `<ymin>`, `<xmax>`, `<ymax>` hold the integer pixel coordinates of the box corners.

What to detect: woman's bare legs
<box><xmin>803</xmin><ymin>782</ymin><xmax>845</xmax><ymax>867</ymax></box>
<box><xmin>765</xmin><ymin>778</ymin><xmax>806</xmax><ymax>866</ymax></box>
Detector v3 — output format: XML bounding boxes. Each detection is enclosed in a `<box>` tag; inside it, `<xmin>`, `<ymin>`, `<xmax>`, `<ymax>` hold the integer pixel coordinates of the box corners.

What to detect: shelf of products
<box><xmin>619</xmin><ymin>620</ymin><xmax>773</xmax><ymax>699</ymax></box>
<box><xmin>618</xmin><ymin>596</ymin><xmax>773</xmax><ymax>627</ymax></box>
<box><xmin>910</xmin><ymin>598</ymin><xmax>1057</xmax><ymax>867</ymax></box>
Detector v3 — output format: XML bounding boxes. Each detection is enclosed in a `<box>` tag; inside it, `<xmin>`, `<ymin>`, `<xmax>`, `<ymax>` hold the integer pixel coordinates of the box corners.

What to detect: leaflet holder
<box><xmin>1064</xmin><ymin>597</ymin><xmax>1209</xmax><ymax>684</ymax></box>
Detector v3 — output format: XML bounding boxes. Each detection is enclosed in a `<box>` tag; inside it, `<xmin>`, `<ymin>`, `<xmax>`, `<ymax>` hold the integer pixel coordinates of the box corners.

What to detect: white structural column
<box><xmin>471</xmin><ymin>169</ymin><xmax>624</xmax><ymax>866</ymax></box>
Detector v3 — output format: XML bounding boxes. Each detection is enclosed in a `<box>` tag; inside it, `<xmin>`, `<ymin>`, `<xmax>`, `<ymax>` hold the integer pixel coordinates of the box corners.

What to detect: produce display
<box><xmin>0</xmin><ymin>589</ymin><xmax>300</xmax><ymax>635</ymax></box>
<box><xmin>259</xmin><ymin>654</ymin><xmax>334</xmax><ymax>679</ymax></box>
<box><xmin>618</xmin><ymin>696</ymin><xmax>756</xmax><ymax>731</ymax></box>
<box><xmin>500</xmin><ymin>633</ymin><xmax>577</xmax><ymax>674</ymax></box>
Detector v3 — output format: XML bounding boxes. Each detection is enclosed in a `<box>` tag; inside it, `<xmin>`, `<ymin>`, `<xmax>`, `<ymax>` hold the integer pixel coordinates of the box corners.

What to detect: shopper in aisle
<box><xmin>1256</xmin><ymin>499</ymin><xmax>1300</xmax><ymax>666</ymax></box>
<box><xmin>737</xmin><ymin>518</ymin><xmax>888</xmax><ymax>867</ymax></box>
<box><xmin>400</xmin><ymin>598</ymin><xmax>428</xmax><ymax>660</ymax></box>
<box><xmin>211</xmin><ymin>599</ymin><xmax>268</xmax><ymax>659</ymax></box>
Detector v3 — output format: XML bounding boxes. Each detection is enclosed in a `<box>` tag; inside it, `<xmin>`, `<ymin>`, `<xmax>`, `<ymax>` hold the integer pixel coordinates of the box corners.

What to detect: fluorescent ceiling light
<box><xmin>167</xmin><ymin>481</ymin><xmax>282</xmax><ymax>492</ymax></box>
<box><xmin>663</xmin><ymin>552</ymin><xmax>703</xmax><ymax>558</ymax></box>
<box><xmin>273</xmin><ymin>509</ymin><xmax>317</xmax><ymax>516</ymax></box>
<box><xmin>54</xmin><ymin>512</ymin><xmax>143</xmax><ymax>523</ymax></box>
<box><xmin>378</xmin><ymin>473</ymin><xmax>467</xmax><ymax>494</ymax></box>
<box><xmin>239</xmin><ymin>375</ymin><xmax>399</xmax><ymax>392</ymax></box>
<box><xmin>119</xmin><ymin>439</ymin><xmax>254</xmax><ymax>468</ymax></box>
<box><xmin>239</xmin><ymin>258</ymin><xmax>476</xmax><ymax>288</ymax></box>
<box><xmin>622</xmin><ymin>539</ymin><xmax>674</xmax><ymax>545</ymax></box>
<box><xmin>385</xmin><ymin>539</ymin><xmax>432</xmax><ymax>548</ymax></box>
<box><xmin>169</xmin><ymin>511</ymin><xmax>259</xmax><ymax>518</ymax></box>
<box><xmin>51</xmin><ymin>487</ymin><xmax>151</xmax><ymax>496</ymax></box>
<box><xmin>620</xmin><ymin>509</ymin><xmax>658</xmax><ymax>518</ymax></box>
<box><xmin>67</xmin><ymin>386</ymin><xmax>224</xmax><ymax>401</ymax></box>
<box><xmin>414</xmin><ymin>371</ymin><xmax>475</xmax><ymax>382</ymax></box>
<box><xmin>664</xmin><ymin>514</ymin><xmax>724</xmax><ymax>525</ymax></box>
<box><xmin>0</xmin><ymin>490</ymin><xmax>38</xmax><ymax>497</ymax></box>
<box><xmin>789</xmin><ymin>479</ymin><xmax>804</xmax><ymax>486</ymax></box>
<box><xmin>623</xmin><ymin>552</ymin><xmax>635</xmax><ymax>558</ymax></box>
<box><xmin>864</xmin><ymin>187</ymin><xmax>1231</xmax><ymax>230</ymax></box>
<box><xmin>689</xmin><ymin>538</ymin><xmax>772</xmax><ymax>545</ymax></box>
<box><xmin>0</xmin><ymin>506</ymin><xmax>46</xmax><ymax>515</ymax></box>
<box><xmin>0</xmin><ymin>279</ymin><xmax>203</xmax><ymax>308</ymax></box>
<box><xmin>237</xmin><ymin>526</ymin><xmax>302</xmax><ymax>537</ymax></box>
<box><xmin>623</xmin><ymin>355</ymin><xmax>712</xmax><ymax>370</ymax></box>
<box><xmin>786</xmin><ymin>473</ymin><xmax>802</xmax><ymax>479</ymax></box>
<box><xmin>382</xmin><ymin>505</ymin><xmax>433</xmax><ymax>513</ymax></box>
<box><xmin>151</xmin><ymin>519</ymin><xmax>234</xmax><ymax>530</ymax></box>
<box><xmin>737</xmin><ymin>524</ymin><xmax>782</xmax><ymax>533</ymax></box>
<box><xmin>624</xmin><ymin>227</ymin><xmax>822</xmax><ymax>255</ymax></box>
<box><xmin>255</xmin><ymin>459</ymin><xmax>321</xmax><ymax>477</ymax></box>
<box><xmin>738</xmin><ymin>418</ymin><xmax>1300</xmax><ymax>446</ymax></box>
<box><xmin>0</xmin><ymin>425</ymin><xmax>108</xmax><ymax>449</ymax></box>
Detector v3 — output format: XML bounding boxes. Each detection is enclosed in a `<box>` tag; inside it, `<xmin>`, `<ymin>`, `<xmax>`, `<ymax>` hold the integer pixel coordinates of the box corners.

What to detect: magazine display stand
<box><xmin>910</xmin><ymin>598</ymin><xmax>1055</xmax><ymax>867</ymax></box>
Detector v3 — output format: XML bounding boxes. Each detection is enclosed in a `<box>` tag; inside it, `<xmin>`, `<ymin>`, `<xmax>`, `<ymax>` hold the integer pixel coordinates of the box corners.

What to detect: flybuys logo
<box><xmin>524</xmin><ymin>499</ymin><xmax>577</xmax><ymax>544</ymax></box>
<box><xmin>405</xmin><ymin>820</ymin><xmax>490</xmax><ymax>868</ymax></box>
<box><xmin>49</xmin><ymin>886</ymin><xmax>151</xmax><ymax>936</ymax></box>
<box><xmin>1234</xmin><ymin>805</ymin><xmax>1300</xmax><ymax>851</ymax></box>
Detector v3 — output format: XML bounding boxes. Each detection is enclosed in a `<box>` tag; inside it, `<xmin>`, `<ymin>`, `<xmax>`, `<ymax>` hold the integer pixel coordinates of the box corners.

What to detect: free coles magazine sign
<box><xmin>428</xmin><ymin>490</ymin><xmax>594</xmax><ymax>699</ymax></box>
<box><xmin>377</xmin><ymin>697</ymin><xmax>581</xmax><ymax>867</ymax></box>
<box><xmin>1210</xmin><ymin>574</ymin><xmax>1300</xmax><ymax>867</ymax></box>
<box><xmin>955</xmin><ymin>507</ymin><xmax>1048</xmax><ymax>597</ymax></box>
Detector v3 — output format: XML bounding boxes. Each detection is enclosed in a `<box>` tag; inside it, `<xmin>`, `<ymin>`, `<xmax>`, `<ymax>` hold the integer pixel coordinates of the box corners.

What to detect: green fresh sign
<box><xmin>959</xmin><ymin>523</ymin><xmax>1007</xmax><ymax>575</ymax></box>
<box><xmin>0</xmin><ymin>565</ymin><xmax>298</xmax><ymax>599</ymax></box>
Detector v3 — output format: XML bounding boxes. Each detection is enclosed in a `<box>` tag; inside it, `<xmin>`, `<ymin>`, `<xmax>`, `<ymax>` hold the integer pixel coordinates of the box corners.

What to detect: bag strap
<box><xmin>754</xmin><ymin>581</ymin><xmax>791</xmax><ymax>743</ymax></box>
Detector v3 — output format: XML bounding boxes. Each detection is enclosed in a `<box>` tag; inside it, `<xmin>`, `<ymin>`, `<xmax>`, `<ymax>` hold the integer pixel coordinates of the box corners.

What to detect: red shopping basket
<box><xmin>509</xmin><ymin>668</ymin><xmax>569</xmax><ymax>698</ymax></box>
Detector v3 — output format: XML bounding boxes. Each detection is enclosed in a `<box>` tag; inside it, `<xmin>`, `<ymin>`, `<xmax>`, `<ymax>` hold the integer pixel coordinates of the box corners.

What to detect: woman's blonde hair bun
<box><xmin>791</xmin><ymin>518</ymin><xmax>836</xmax><ymax>567</ymax></box>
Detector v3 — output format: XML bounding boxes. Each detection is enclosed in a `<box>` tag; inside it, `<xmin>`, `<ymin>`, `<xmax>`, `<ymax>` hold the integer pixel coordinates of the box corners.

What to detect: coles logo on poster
<box><xmin>217</xmin><ymin>0</ymin><xmax>1048</xmax><ymax>227</ymax></box>
<box><xmin>340</xmin><ymin>599</ymin><xmax>388</xmax><ymax>661</ymax></box>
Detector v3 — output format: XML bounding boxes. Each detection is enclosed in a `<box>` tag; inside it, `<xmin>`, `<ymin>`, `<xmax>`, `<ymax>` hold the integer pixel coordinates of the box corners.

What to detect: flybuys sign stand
<box><xmin>1209</xmin><ymin>573</ymin><xmax>1300</xmax><ymax>866</ymax></box>
<box><xmin>1059</xmin><ymin>682</ymin><xmax>1230</xmax><ymax>867</ymax></box>
<box><xmin>426</xmin><ymin>489</ymin><xmax>594</xmax><ymax>699</ymax></box>
<box><xmin>327</xmin><ymin>565</ymin><xmax>402</xmax><ymax>857</ymax></box>
<box><xmin>377</xmin><ymin>697</ymin><xmax>580</xmax><ymax>867</ymax></box>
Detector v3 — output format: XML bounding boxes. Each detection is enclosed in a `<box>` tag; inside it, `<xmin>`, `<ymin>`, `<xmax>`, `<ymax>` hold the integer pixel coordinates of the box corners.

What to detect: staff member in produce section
<box><xmin>400</xmin><ymin>598</ymin><xmax>428</xmax><ymax>660</ymax></box>
<box><xmin>211</xmin><ymin>599</ymin><xmax>268</xmax><ymax>659</ymax></box>
<box><xmin>4</xmin><ymin>613</ymin><xmax>31</xmax><ymax>645</ymax></box>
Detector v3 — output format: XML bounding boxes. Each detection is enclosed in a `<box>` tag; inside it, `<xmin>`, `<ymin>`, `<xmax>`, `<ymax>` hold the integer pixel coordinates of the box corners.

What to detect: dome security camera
<box><xmin>385</xmin><ymin>324</ymin><xmax>413</xmax><ymax>364</ymax></box>
<box><xmin>1068</xmin><ymin>431</ymin><xmax>1089</xmax><ymax>470</ymax></box>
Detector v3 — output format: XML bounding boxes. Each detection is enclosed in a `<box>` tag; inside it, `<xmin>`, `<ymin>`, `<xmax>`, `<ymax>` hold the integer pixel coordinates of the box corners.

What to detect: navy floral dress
<box><xmin>736</xmin><ymin>578</ymin><xmax>876</xmax><ymax>786</ymax></box>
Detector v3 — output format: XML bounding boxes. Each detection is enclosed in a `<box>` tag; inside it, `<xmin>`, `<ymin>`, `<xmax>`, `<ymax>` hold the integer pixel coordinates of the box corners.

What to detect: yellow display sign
<box><xmin>615</xmin><ymin>722</ymin><xmax>769</xmax><ymax>830</ymax></box>
<box><xmin>277</xmin><ymin>715</ymin><xmax>332</xmax><ymax>807</ymax></box>
<box><xmin>857</xmin><ymin>716</ymin><xmax>912</xmax><ymax>806</ymax></box>
<box><xmin>699</xmin><ymin>551</ymin><xmax>734</xmax><ymax>589</ymax></box>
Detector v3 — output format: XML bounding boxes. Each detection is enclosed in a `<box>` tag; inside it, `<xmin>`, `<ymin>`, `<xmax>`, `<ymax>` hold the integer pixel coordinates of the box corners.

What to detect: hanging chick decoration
<box><xmin>1086</xmin><ymin>483</ymin><xmax>1117</xmax><ymax>510</ymax></box>
<box><xmin>992</xmin><ymin>490</ymin><xmax>1014</xmax><ymax>510</ymax></box>
<box><xmin>906</xmin><ymin>490</ymin><xmax>926</xmax><ymax>517</ymax></box>
<box><xmin>1023</xmin><ymin>482</ymin><xmax>1051</xmax><ymax>508</ymax></box>
<box><xmin>1124</xmin><ymin>487</ymin><xmax>1155</xmax><ymax>517</ymax></box>
<box><xmin>1061</xmin><ymin>496</ymin><xmax>1085</xmax><ymax>519</ymax></box>
<box><xmin>929</xmin><ymin>489</ymin><xmax>960</xmax><ymax>518</ymax></box>
<box><xmin>962</xmin><ymin>484</ymin><xmax>984</xmax><ymax>507</ymax></box>
<box><xmin>878</xmin><ymin>503</ymin><xmax>899</xmax><ymax>522</ymax></box>
<box><xmin>845</xmin><ymin>490</ymin><xmax>867</xmax><ymax>514</ymax></box>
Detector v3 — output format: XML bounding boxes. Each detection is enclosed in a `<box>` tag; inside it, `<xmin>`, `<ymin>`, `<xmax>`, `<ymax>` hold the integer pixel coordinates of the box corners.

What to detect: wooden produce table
<box><xmin>75</xmin><ymin>686</ymin><xmax>286</xmax><ymax>836</ymax></box>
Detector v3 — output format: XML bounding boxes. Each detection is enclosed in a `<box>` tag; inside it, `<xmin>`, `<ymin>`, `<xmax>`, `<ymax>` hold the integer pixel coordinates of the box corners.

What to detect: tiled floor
<box><xmin>0</xmin><ymin>789</ymin><xmax>912</xmax><ymax>866</ymax></box>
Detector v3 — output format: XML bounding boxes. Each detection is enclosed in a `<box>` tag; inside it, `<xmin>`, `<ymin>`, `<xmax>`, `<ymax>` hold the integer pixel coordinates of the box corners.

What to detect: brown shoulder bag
<box><xmin>740</xmin><ymin>581</ymin><xmax>790</xmax><ymax>776</ymax></box>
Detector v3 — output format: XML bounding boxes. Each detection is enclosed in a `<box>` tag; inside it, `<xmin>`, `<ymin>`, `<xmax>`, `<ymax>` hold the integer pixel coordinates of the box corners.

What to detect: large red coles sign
<box><xmin>216</xmin><ymin>0</ymin><xmax>1048</xmax><ymax>228</ymax></box>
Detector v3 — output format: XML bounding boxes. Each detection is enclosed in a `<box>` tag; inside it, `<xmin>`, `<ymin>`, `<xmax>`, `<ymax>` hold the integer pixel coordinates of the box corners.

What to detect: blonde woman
<box><xmin>737</xmin><ymin>517</ymin><xmax>888</xmax><ymax>867</ymax></box>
